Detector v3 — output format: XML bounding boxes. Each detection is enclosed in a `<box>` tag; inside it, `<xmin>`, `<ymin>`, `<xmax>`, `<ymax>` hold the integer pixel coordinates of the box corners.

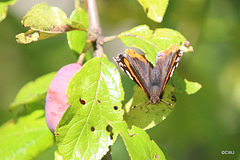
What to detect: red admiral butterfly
<box><xmin>113</xmin><ymin>44</ymin><xmax>183</xmax><ymax>104</ymax></box>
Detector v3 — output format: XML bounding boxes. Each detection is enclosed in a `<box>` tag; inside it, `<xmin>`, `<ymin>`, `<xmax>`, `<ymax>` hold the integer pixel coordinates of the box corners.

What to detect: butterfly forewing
<box><xmin>156</xmin><ymin>44</ymin><xmax>182</xmax><ymax>93</ymax></box>
<box><xmin>114</xmin><ymin>49</ymin><xmax>151</xmax><ymax>96</ymax></box>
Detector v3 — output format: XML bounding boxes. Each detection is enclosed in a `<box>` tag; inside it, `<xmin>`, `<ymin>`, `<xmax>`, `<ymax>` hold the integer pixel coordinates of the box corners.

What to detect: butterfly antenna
<box><xmin>160</xmin><ymin>99</ymin><xmax>173</xmax><ymax>110</ymax></box>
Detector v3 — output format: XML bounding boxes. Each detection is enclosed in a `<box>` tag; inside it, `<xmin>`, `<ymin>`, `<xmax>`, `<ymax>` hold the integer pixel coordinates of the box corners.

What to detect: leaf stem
<box><xmin>102</xmin><ymin>35</ymin><xmax>119</xmax><ymax>43</ymax></box>
<box><xmin>77</xmin><ymin>51</ymin><xmax>85</xmax><ymax>65</ymax></box>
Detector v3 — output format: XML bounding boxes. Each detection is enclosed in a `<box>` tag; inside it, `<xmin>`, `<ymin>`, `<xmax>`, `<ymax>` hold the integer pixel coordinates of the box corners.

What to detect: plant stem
<box><xmin>74</xmin><ymin>0</ymin><xmax>80</xmax><ymax>9</ymax></box>
<box><xmin>87</xmin><ymin>0</ymin><xmax>102</xmax><ymax>36</ymax></box>
<box><xmin>87</xmin><ymin>0</ymin><xmax>103</xmax><ymax>57</ymax></box>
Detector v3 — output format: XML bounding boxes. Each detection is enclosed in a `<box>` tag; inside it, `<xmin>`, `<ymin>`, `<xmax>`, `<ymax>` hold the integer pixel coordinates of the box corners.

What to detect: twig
<box><xmin>87</xmin><ymin>0</ymin><xmax>103</xmax><ymax>57</ymax></box>
<box><xmin>87</xmin><ymin>0</ymin><xmax>102</xmax><ymax>36</ymax></box>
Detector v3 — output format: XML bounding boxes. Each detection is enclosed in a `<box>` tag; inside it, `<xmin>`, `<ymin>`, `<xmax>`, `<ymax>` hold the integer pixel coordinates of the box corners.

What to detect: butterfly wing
<box><xmin>114</xmin><ymin>49</ymin><xmax>152</xmax><ymax>96</ymax></box>
<box><xmin>155</xmin><ymin>44</ymin><xmax>183</xmax><ymax>94</ymax></box>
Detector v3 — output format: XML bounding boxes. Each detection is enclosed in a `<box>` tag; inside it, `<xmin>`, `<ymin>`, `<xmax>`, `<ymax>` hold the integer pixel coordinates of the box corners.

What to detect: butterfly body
<box><xmin>114</xmin><ymin>44</ymin><xmax>183</xmax><ymax>104</ymax></box>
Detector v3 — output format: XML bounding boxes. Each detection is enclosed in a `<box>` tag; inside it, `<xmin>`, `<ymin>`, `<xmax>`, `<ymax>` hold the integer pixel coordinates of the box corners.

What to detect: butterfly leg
<box><xmin>132</xmin><ymin>100</ymin><xmax>150</xmax><ymax>113</ymax></box>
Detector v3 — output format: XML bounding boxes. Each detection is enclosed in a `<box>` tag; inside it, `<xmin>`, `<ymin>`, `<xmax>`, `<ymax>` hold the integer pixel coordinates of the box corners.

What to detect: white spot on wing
<box><xmin>125</xmin><ymin>70</ymin><xmax>134</xmax><ymax>80</ymax></box>
<box><xmin>179</xmin><ymin>50</ymin><xmax>183</xmax><ymax>56</ymax></box>
<box><xmin>170</xmin><ymin>66</ymin><xmax>176</xmax><ymax>77</ymax></box>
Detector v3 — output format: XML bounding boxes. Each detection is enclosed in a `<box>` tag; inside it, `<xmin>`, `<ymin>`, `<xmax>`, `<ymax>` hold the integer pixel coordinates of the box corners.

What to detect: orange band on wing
<box><xmin>162</xmin><ymin>44</ymin><xmax>180</xmax><ymax>56</ymax></box>
<box><xmin>160</xmin><ymin>44</ymin><xmax>180</xmax><ymax>92</ymax></box>
<box><xmin>161</xmin><ymin>54</ymin><xmax>178</xmax><ymax>92</ymax></box>
<box><xmin>125</xmin><ymin>49</ymin><xmax>147</xmax><ymax>63</ymax></box>
<box><xmin>123</xmin><ymin>58</ymin><xmax>146</xmax><ymax>92</ymax></box>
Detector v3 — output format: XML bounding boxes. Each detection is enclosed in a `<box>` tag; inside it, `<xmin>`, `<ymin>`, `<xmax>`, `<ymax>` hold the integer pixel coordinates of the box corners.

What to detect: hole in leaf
<box><xmin>58</xmin><ymin>125</ymin><xmax>61</xmax><ymax>128</ymax></box>
<box><xmin>113</xmin><ymin>106</ymin><xmax>118</xmax><ymax>110</ymax></box>
<box><xmin>96</xmin><ymin>100</ymin><xmax>101</xmax><ymax>105</ymax></box>
<box><xmin>55</xmin><ymin>133</ymin><xmax>59</xmax><ymax>136</ymax></box>
<box><xmin>109</xmin><ymin>133</ymin><xmax>114</xmax><ymax>140</ymax></box>
<box><xmin>106</xmin><ymin>125</ymin><xmax>114</xmax><ymax>140</ymax></box>
<box><xmin>79</xmin><ymin>98</ymin><xmax>86</xmax><ymax>105</ymax></box>
<box><xmin>106</xmin><ymin>125</ymin><xmax>112</xmax><ymax>132</ymax></box>
<box><xmin>129</xmin><ymin>133</ymin><xmax>137</xmax><ymax>137</ymax></box>
<box><xmin>154</xmin><ymin>154</ymin><xmax>159</xmax><ymax>159</ymax></box>
<box><xmin>91</xmin><ymin>126</ymin><xmax>95</xmax><ymax>132</ymax></box>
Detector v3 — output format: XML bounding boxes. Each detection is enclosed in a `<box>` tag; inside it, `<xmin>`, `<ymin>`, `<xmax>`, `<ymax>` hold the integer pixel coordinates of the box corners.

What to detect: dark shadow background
<box><xmin>0</xmin><ymin>0</ymin><xmax>239</xmax><ymax>160</ymax></box>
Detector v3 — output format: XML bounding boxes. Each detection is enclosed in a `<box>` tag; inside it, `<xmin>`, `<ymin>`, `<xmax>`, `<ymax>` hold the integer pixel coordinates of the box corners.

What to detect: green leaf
<box><xmin>0</xmin><ymin>110</ymin><xmax>54</xmax><ymax>160</ymax></box>
<box><xmin>124</xmin><ymin>84</ymin><xmax>176</xmax><ymax>130</ymax></box>
<box><xmin>9</xmin><ymin>72</ymin><xmax>56</xmax><ymax>111</ymax></box>
<box><xmin>184</xmin><ymin>79</ymin><xmax>202</xmax><ymax>94</ymax></box>
<box><xmin>16</xmin><ymin>3</ymin><xmax>87</xmax><ymax>44</ymax></box>
<box><xmin>0</xmin><ymin>0</ymin><xmax>18</xmax><ymax>22</ymax></box>
<box><xmin>137</xmin><ymin>0</ymin><xmax>169</xmax><ymax>22</ymax></box>
<box><xmin>56</xmin><ymin>55</ymin><xmax>124</xmax><ymax>160</ymax></box>
<box><xmin>110</xmin><ymin>121</ymin><xmax>166</xmax><ymax>160</ymax></box>
<box><xmin>16</xmin><ymin>30</ymin><xmax>59</xmax><ymax>44</ymax></box>
<box><xmin>67</xmin><ymin>7</ymin><xmax>88</xmax><ymax>54</ymax></box>
<box><xmin>54</xmin><ymin>150</ymin><xmax>63</xmax><ymax>160</ymax></box>
<box><xmin>120</xmin><ymin>25</ymin><xmax>186</xmax><ymax>66</ymax></box>
<box><xmin>124</xmin><ymin>73</ymin><xmax>201</xmax><ymax>130</ymax></box>
<box><xmin>171</xmin><ymin>73</ymin><xmax>202</xmax><ymax>95</ymax></box>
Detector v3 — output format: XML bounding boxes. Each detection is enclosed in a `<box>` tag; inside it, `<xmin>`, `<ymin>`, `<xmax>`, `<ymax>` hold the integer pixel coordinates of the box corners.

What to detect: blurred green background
<box><xmin>0</xmin><ymin>0</ymin><xmax>239</xmax><ymax>160</ymax></box>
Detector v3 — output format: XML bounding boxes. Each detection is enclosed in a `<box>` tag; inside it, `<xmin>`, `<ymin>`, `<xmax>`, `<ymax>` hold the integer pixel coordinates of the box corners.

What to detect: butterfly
<box><xmin>113</xmin><ymin>44</ymin><xmax>183</xmax><ymax>104</ymax></box>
